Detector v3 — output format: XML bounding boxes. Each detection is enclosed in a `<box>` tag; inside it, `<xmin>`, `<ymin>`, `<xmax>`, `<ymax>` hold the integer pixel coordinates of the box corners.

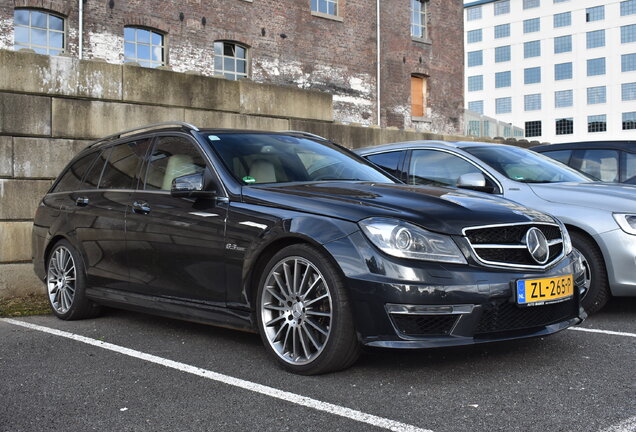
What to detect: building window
<box><xmin>587</xmin><ymin>58</ymin><xmax>606</xmax><ymax>76</ymax></box>
<box><xmin>411</xmin><ymin>0</ymin><xmax>429</xmax><ymax>39</ymax></box>
<box><xmin>123</xmin><ymin>27</ymin><xmax>165</xmax><ymax>68</ymax></box>
<box><xmin>622</xmin><ymin>25</ymin><xmax>636</xmax><ymax>44</ymax></box>
<box><xmin>554</xmin><ymin>0</ymin><xmax>569</xmax><ymax>3</ymax></box>
<box><xmin>586</xmin><ymin>6</ymin><xmax>604</xmax><ymax>22</ymax></box>
<box><xmin>483</xmin><ymin>121</ymin><xmax>491</xmax><ymax>136</ymax></box>
<box><xmin>495</xmin><ymin>97</ymin><xmax>512</xmax><ymax>114</ymax></box>
<box><xmin>623</xmin><ymin>112</ymin><xmax>636</xmax><ymax>130</ymax></box>
<box><xmin>467</xmin><ymin>50</ymin><xmax>483</xmax><ymax>67</ymax></box>
<box><xmin>556</xmin><ymin>118</ymin><xmax>574</xmax><ymax>135</ymax></box>
<box><xmin>586</xmin><ymin>30</ymin><xmax>605</xmax><ymax>49</ymax></box>
<box><xmin>622</xmin><ymin>82</ymin><xmax>636</xmax><ymax>101</ymax></box>
<box><xmin>494</xmin><ymin>0</ymin><xmax>510</xmax><ymax>15</ymax></box>
<box><xmin>495</xmin><ymin>71</ymin><xmax>511</xmax><ymax>88</ymax></box>
<box><xmin>622</xmin><ymin>53</ymin><xmax>636</xmax><ymax>72</ymax></box>
<box><xmin>523</xmin><ymin>0</ymin><xmax>540</xmax><ymax>9</ymax></box>
<box><xmin>14</xmin><ymin>9</ymin><xmax>64</xmax><ymax>55</ymax></box>
<box><xmin>467</xmin><ymin>75</ymin><xmax>483</xmax><ymax>92</ymax></box>
<box><xmin>468</xmin><ymin>120</ymin><xmax>481</xmax><ymax>136</ymax></box>
<box><xmin>554</xmin><ymin>35</ymin><xmax>572</xmax><ymax>54</ymax></box>
<box><xmin>524</xmin><ymin>67</ymin><xmax>541</xmax><ymax>84</ymax></box>
<box><xmin>588</xmin><ymin>115</ymin><xmax>607</xmax><ymax>133</ymax></box>
<box><xmin>495</xmin><ymin>24</ymin><xmax>510</xmax><ymax>38</ymax></box>
<box><xmin>411</xmin><ymin>75</ymin><xmax>427</xmax><ymax>117</ymax></box>
<box><xmin>495</xmin><ymin>46</ymin><xmax>511</xmax><ymax>63</ymax></box>
<box><xmin>214</xmin><ymin>41</ymin><xmax>248</xmax><ymax>80</ymax></box>
<box><xmin>555</xmin><ymin>62</ymin><xmax>572</xmax><ymax>80</ymax></box>
<box><xmin>524</xmin><ymin>18</ymin><xmax>540</xmax><ymax>33</ymax></box>
<box><xmin>525</xmin><ymin>121</ymin><xmax>542</xmax><ymax>137</ymax></box>
<box><xmin>467</xmin><ymin>6</ymin><xmax>482</xmax><ymax>21</ymax></box>
<box><xmin>553</xmin><ymin>12</ymin><xmax>571</xmax><ymax>28</ymax></box>
<box><xmin>621</xmin><ymin>0</ymin><xmax>636</xmax><ymax>16</ymax></box>
<box><xmin>524</xmin><ymin>41</ymin><xmax>540</xmax><ymax>58</ymax></box>
<box><xmin>587</xmin><ymin>86</ymin><xmax>606</xmax><ymax>104</ymax></box>
<box><xmin>524</xmin><ymin>94</ymin><xmax>541</xmax><ymax>111</ymax></box>
<box><xmin>555</xmin><ymin>90</ymin><xmax>573</xmax><ymax>108</ymax></box>
<box><xmin>468</xmin><ymin>101</ymin><xmax>484</xmax><ymax>114</ymax></box>
<box><xmin>311</xmin><ymin>0</ymin><xmax>338</xmax><ymax>16</ymax></box>
<box><xmin>467</xmin><ymin>29</ymin><xmax>482</xmax><ymax>44</ymax></box>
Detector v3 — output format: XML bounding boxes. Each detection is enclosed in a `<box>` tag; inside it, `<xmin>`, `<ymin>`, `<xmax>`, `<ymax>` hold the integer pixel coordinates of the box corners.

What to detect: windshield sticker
<box><xmin>208</xmin><ymin>135</ymin><xmax>221</xmax><ymax>141</ymax></box>
<box><xmin>242</xmin><ymin>176</ymin><xmax>256</xmax><ymax>184</ymax></box>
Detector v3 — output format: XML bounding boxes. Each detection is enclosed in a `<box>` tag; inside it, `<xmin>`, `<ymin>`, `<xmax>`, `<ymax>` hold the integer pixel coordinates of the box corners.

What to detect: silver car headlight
<box><xmin>359</xmin><ymin>217</ymin><xmax>467</xmax><ymax>264</ymax></box>
<box><xmin>613</xmin><ymin>213</ymin><xmax>636</xmax><ymax>235</ymax></box>
<box><xmin>555</xmin><ymin>219</ymin><xmax>572</xmax><ymax>255</ymax></box>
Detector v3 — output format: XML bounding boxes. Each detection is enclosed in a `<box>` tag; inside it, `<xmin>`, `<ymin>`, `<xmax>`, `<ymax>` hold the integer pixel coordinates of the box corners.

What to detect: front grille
<box><xmin>475</xmin><ymin>298</ymin><xmax>577</xmax><ymax>336</ymax></box>
<box><xmin>464</xmin><ymin>223</ymin><xmax>564</xmax><ymax>268</ymax></box>
<box><xmin>390</xmin><ymin>314</ymin><xmax>458</xmax><ymax>337</ymax></box>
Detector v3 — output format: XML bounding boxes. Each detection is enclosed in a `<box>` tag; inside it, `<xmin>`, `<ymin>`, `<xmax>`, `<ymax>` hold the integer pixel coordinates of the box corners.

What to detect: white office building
<box><xmin>464</xmin><ymin>0</ymin><xmax>636</xmax><ymax>143</ymax></box>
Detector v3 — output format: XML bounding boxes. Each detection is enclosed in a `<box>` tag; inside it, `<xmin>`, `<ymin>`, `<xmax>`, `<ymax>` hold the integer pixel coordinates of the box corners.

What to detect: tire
<box><xmin>570</xmin><ymin>232</ymin><xmax>610</xmax><ymax>314</ymax></box>
<box><xmin>256</xmin><ymin>244</ymin><xmax>360</xmax><ymax>375</ymax></box>
<box><xmin>46</xmin><ymin>240</ymin><xmax>101</xmax><ymax>320</ymax></box>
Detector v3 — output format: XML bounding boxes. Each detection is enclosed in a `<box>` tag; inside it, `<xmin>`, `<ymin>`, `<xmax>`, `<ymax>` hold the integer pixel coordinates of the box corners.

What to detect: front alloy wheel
<box><xmin>256</xmin><ymin>244</ymin><xmax>359</xmax><ymax>374</ymax></box>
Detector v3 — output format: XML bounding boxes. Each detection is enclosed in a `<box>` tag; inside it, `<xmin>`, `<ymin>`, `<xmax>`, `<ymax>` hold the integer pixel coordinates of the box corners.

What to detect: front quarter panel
<box><xmin>224</xmin><ymin>202</ymin><xmax>360</xmax><ymax>308</ymax></box>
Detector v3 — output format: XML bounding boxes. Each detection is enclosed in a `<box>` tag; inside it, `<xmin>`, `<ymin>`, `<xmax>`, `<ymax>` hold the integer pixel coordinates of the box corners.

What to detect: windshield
<box><xmin>205</xmin><ymin>133</ymin><xmax>395</xmax><ymax>185</ymax></box>
<box><xmin>465</xmin><ymin>146</ymin><xmax>593</xmax><ymax>183</ymax></box>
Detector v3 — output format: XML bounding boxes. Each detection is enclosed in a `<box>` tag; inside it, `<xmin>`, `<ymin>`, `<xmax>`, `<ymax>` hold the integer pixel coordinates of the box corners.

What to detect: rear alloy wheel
<box><xmin>256</xmin><ymin>244</ymin><xmax>359</xmax><ymax>374</ymax></box>
<box><xmin>46</xmin><ymin>240</ymin><xmax>100</xmax><ymax>320</ymax></box>
<box><xmin>571</xmin><ymin>232</ymin><xmax>610</xmax><ymax>314</ymax></box>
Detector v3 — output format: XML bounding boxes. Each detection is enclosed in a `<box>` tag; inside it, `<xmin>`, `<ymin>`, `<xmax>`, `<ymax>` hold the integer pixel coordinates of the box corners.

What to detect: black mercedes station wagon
<box><xmin>33</xmin><ymin>122</ymin><xmax>586</xmax><ymax>374</ymax></box>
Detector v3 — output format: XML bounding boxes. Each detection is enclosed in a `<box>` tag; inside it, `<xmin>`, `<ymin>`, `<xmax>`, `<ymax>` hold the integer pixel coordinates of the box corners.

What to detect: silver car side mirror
<box><xmin>457</xmin><ymin>172</ymin><xmax>487</xmax><ymax>189</ymax></box>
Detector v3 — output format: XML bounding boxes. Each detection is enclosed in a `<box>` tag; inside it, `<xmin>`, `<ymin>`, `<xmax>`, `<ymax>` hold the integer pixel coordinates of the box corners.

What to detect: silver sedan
<box><xmin>356</xmin><ymin>141</ymin><xmax>636</xmax><ymax>313</ymax></box>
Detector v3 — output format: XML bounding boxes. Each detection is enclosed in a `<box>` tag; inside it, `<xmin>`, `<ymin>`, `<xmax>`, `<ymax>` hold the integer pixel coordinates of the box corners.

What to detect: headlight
<box><xmin>613</xmin><ymin>213</ymin><xmax>636</xmax><ymax>235</ymax></box>
<box><xmin>359</xmin><ymin>217</ymin><xmax>467</xmax><ymax>264</ymax></box>
<box><xmin>555</xmin><ymin>219</ymin><xmax>572</xmax><ymax>255</ymax></box>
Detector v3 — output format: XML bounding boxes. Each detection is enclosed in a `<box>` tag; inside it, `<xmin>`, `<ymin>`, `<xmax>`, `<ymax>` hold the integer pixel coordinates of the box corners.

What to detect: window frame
<box><xmin>13</xmin><ymin>8</ymin><xmax>66</xmax><ymax>55</ymax></box>
<box><xmin>123</xmin><ymin>26</ymin><xmax>166</xmax><ymax>68</ymax></box>
<box><xmin>214</xmin><ymin>40</ymin><xmax>250</xmax><ymax>81</ymax></box>
<box><xmin>411</xmin><ymin>0</ymin><xmax>430</xmax><ymax>41</ymax></box>
<box><xmin>311</xmin><ymin>0</ymin><xmax>341</xmax><ymax>20</ymax></box>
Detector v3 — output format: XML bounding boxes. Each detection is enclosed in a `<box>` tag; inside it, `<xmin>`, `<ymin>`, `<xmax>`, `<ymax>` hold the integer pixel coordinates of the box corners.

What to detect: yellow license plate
<box><xmin>516</xmin><ymin>275</ymin><xmax>573</xmax><ymax>306</ymax></box>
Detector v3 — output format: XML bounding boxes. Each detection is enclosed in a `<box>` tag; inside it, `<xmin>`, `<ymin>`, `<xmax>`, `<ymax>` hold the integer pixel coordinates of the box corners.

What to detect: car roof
<box><xmin>532</xmin><ymin>141</ymin><xmax>636</xmax><ymax>153</ymax></box>
<box><xmin>354</xmin><ymin>140</ymin><xmax>513</xmax><ymax>154</ymax></box>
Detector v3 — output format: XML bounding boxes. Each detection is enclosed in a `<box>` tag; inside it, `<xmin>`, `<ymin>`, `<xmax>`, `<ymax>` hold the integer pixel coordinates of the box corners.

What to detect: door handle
<box><xmin>132</xmin><ymin>200</ymin><xmax>151</xmax><ymax>214</ymax></box>
<box><xmin>75</xmin><ymin>196</ymin><xmax>89</xmax><ymax>207</ymax></box>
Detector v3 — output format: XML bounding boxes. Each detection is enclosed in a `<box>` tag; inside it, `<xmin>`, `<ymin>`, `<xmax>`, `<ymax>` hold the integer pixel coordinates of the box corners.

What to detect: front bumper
<box><xmin>324</xmin><ymin>231</ymin><xmax>586</xmax><ymax>348</ymax></box>
<box><xmin>595</xmin><ymin>228</ymin><xmax>636</xmax><ymax>297</ymax></box>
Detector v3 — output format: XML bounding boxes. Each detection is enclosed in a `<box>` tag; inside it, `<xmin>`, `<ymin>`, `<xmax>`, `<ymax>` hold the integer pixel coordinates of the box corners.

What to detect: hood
<box><xmin>529</xmin><ymin>182</ymin><xmax>636</xmax><ymax>212</ymax></box>
<box><xmin>242</xmin><ymin>182</ymin><xmax>555</xmax><ymax>235</ymax></box>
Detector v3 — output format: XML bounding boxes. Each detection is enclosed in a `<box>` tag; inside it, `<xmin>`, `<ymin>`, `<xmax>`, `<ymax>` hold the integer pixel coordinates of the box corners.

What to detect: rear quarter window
<box><xmin>51</xmin><ymin>151</ymin><xmax>101</xmax><ymax>193</ymax></box>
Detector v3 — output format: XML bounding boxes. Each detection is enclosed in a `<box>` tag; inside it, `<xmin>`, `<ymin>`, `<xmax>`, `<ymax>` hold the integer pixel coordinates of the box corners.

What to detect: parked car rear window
<box><xmin>366</xmin><ymin>151</ymin><xmax>403</xmax><ymax>178</ymax></box>
<box><xmin>541</xmin><ymin>150</ymin><xmax>572</xmax><ymax>165</ymax></box>
<box><xmin>466</xmin><ymin>146</ymin><xmax>591</xmax><ymax>183</ymax></box>
<box><xmin>625</xmin><ymin>153</ymin><xmax>636</xmax><ymax>183</ymax></box>
<box><xmin>52</xmin><ymin>151</ymin><xmax>101</xmax><ymax>193</ymax></box>
<box><xmin>206</xmin><ymin>134</ymin><xmax>394</xmax><ymax>184</ymax></box>
<box><xmin>577</xmin><ymin>149</ymin><xmax>619</xmax><ymax>182</ymax></box>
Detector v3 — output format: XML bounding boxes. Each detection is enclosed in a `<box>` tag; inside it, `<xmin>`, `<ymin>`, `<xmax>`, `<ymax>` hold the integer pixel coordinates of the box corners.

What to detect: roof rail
<box><xmin>88</xmin><ymin>122</ymin><xmax>200</xmax><ymax>147</ymax></box>
<box><xmin>282</xmin><ymin>130</ymin><xmax>330</xmax><ymax>141</ymax></box>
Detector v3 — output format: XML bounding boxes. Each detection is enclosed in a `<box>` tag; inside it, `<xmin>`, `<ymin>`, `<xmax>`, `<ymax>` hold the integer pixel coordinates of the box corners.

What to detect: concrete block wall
<box><xmin>0</xmin><ymin>48</ymin><xmax>498</xmax><ymax>298</ymax></box>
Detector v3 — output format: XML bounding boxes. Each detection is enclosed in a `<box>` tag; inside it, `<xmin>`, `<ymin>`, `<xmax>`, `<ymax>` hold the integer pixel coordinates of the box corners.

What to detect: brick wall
<box><xmin>0</xmin><ymin>0</ymin><xmax>465</xmax><ymax>132</ymax></box>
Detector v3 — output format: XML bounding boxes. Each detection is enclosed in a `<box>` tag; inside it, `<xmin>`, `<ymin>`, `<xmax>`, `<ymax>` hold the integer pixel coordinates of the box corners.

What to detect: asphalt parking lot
<box><xmin>1</xmin><ymin>298</ymin><xmax>634</xmax><ymax>432</ymax></box>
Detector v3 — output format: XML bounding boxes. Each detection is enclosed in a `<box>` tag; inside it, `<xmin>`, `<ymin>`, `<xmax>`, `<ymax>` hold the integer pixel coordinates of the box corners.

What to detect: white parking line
<box><xmin>1</xmin><ymin>318</ymin><xmax>431</xmax><ymax>432</ymax></box>
<box><xmin>569</xmin><ymin>327</ymin><xmax>636</xmax><ymax>338</ymax></box>
<box><xmin>601</xmin><ymin>416</ymin><xmax>636</xmax><ymax>432</ymax></box>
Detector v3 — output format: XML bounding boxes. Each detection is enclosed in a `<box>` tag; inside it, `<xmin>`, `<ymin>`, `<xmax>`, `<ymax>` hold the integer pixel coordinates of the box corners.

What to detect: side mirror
<box><xmin>456</xmin><ymin>172</ymin><xmax>494</xmax><ymax>193</ymax></box>
<box><xmin>170</xmin><ymin>173</ymin><xmax>215</xmax><ymax>198</ymax></box>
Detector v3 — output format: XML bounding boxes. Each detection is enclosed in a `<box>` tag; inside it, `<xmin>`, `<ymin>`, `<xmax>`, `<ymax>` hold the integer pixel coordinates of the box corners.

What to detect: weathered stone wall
<box><xmin>0</xmin><ymin>48</ymin><xmax>497</xmax><ymax>298</ymax></box>
<box><xmin>0</xmin><ymin>0</ymin><xmax>465</xmax><ymax>132</ymax></box>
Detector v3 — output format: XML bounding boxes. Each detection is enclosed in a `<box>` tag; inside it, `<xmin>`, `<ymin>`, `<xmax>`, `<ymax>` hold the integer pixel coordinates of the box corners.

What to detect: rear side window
<box><xmin>144</xmin><ymin>136</ymin><xmax>206</xmax><ymax>190</ymax></box>
<box><xmin>52</xmin><ymin>151</ymin><xmax>101</xmax><ymax>193</ymax></box>
<box><xmin>576</xmin><ymin>149</ymin><xmax>619</xmax><ymax>182</ymax></box>
<box><xmin>541</xmin><ymin>150</ymin><xmax>572</xmax><ymax>165</ymax></box>
<box><xmin>624</xmin><ymin>152</ymin><xmax>636</xmax><ymax>182</ymax></box>
<box><xmin>366</xmin><ymin>151</ymin><xmax>403</xmax><ymax>178</ymax></box>
<box><xmin>99</xmin><ymin>140</ymin><xmax>149</xmax><ymax>189</ymax></box>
